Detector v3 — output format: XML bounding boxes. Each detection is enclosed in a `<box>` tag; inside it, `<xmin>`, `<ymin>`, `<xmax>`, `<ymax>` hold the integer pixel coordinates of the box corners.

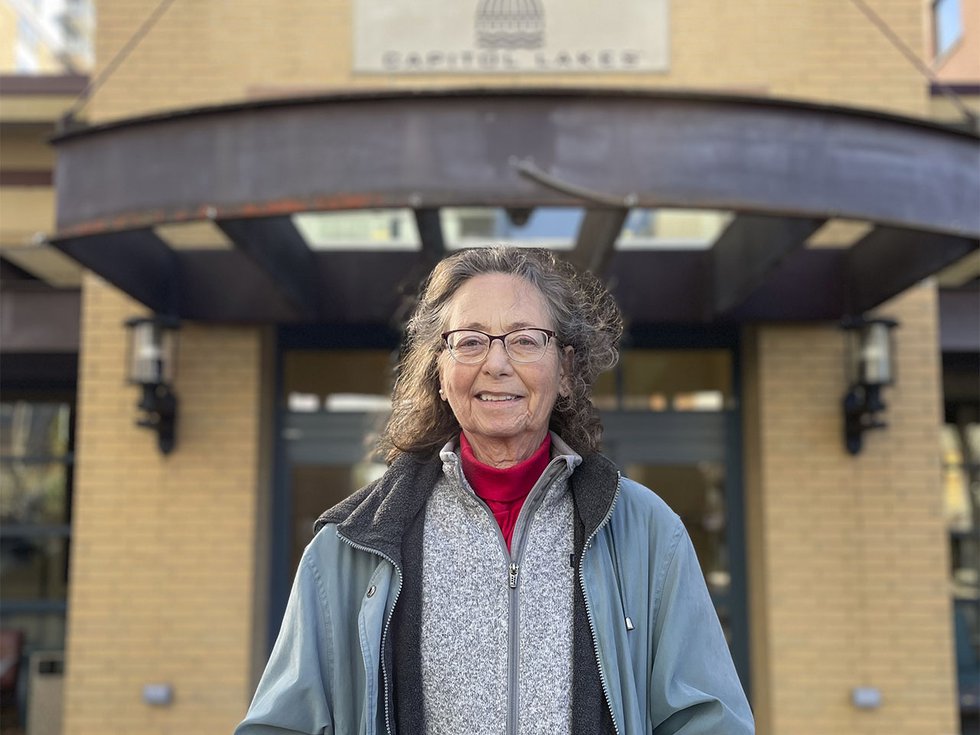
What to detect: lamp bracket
<box><xmin>136</xmin><ymin>383</ymin><xmax>178</xmax><ymax>454</ymax></box>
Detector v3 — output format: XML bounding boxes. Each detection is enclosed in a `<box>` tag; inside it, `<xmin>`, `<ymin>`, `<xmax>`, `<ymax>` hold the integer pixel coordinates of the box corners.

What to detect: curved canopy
<box><xmin>51</xmin><ymin>88</ymin><xmax>980</xmax><ymax>323</ymax></box>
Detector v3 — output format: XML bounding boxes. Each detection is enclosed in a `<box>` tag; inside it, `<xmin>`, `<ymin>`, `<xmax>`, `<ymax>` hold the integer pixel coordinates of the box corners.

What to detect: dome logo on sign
<box><xmin>475</xmin><ymin>0</ymin><xmax>545</xmax><ymax>49</ymax></box>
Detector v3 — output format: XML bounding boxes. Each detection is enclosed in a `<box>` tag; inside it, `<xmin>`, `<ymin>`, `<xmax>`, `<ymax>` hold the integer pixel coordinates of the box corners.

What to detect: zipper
<box><xmin>578</xmin><ymin>471</ymin><xmax>624</xmax><ymax>735</ymax></box>
<box><xmin>451</xmin><ymin>455</ymin><xmax>569</xmax><ymax>735</ymax></box>
<box><xmin>504</xmin><ymin>457</ymin><xmax>566</xmax><ymax>735</ymax></box>
<box><xmin>507</xmin><ymin>556</ymin><xmax>520</xmax><ymax>735</ymax></box>
<box><xmin>335</xmin><ymin>530</ymin><xmax>402</xmax><ymax>735</ymax></box>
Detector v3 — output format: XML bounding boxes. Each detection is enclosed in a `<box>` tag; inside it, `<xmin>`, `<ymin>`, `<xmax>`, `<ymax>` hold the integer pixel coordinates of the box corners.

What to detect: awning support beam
<box><xmin>414</xmin><ymin>208</ymin><xmax>447</xmax><ymax>266</ymax></box>
<box><xmin>845</xmin><ymin>226</ymin><xmax>978</xmax><ymax>315</ymax></box>
<box><xmin>53</xmin><ymin>229</ymin><xmax>179</xmax><ymax>315</ymax></box>
<box><xmin>711</xmin><ymin>214</ymin><xmax>824</xmax><ymax>318</ymax></box>
<box><xmin>218</xmin><ymin>217</ymin><xmax>323</xmax><ymax>319</ymax></box>
<box><xmin>568</xmin><ymin>208</ymin><xmax>629</xmax><ymax>277</ymax></box>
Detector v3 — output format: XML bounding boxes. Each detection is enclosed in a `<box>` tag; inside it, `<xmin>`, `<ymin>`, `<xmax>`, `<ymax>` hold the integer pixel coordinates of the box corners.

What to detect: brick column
<box><xmin>63</xmin><ymin>276</ymin><xmax>272</xmax><ymax>735</ymax></box>
<box><xmin>744</xmin><ymin>282</ymin><xmax>958</xmax><ymax>734</ymax></box>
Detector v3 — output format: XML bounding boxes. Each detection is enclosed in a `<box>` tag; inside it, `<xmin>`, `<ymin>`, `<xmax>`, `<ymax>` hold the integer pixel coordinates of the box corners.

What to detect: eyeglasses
<box><xmin>442</xmin><ymin>328</ymin><xmax>558</xmax><ymax>364</ymax></box>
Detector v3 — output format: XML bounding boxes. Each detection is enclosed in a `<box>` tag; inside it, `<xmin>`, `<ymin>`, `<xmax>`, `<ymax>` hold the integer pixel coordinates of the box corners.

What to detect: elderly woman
<box><xmin>236</xmin><ymin>247</ymin><xmax>753</xmax><ymax>734</ymax></box>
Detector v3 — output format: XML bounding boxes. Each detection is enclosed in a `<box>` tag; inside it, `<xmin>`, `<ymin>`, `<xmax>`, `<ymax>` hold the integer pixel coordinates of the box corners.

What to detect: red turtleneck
<box><xmin>460</xmin><ymin>433</ymin><xmax>552</xmax><ymax>552</ymax></box>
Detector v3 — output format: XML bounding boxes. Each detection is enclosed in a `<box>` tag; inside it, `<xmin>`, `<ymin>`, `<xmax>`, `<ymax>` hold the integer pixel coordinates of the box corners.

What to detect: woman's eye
<box><xmin>511</xmin><ymin>332</ymin><xmax>541</xmax><ymax>346</ymax></box>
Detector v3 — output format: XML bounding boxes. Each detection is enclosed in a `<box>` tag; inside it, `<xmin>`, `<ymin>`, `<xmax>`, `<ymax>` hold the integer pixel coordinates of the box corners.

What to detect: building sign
<box><xmin>354</xmin><ymin>0</ymin><xmax>669</xmax><ymax>74</ymax></box>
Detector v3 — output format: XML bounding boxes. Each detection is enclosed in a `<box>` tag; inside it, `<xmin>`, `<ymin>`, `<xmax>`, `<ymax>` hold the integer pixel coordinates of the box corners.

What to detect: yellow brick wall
<box><xmin>64</xmin><ymin>276</ymin><xmax>271</xmax><ymax>735</ymax></box>
<box><xmin>0</xmin><ymin>187</ymin><xmax>54</xmax><ymax>245</ymax></box>
<box><xmin>0</xmin><ymin>127</ymin><xmax>56</xmax><ymax>245</ymax></box>
<box><xmin>89</xmin><ymin>0</ymin><xmax>929</xmax><ymax>123</ymax></box>
<box><xmin>744</xmin><ymin>282</ymin><xmax>958</xmax><ymax>734</ymax></box>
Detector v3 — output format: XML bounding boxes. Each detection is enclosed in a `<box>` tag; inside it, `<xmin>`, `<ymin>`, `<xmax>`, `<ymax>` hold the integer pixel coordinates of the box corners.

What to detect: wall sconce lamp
<box><xmin>124</xmin><ymin>316</ymin><xmax>180</xmax><ymax>455</ymax></box>
<box><xmin>842</xmin><ymin>316</ymin><xmax>899</xmax><ymax>455</ymax></box>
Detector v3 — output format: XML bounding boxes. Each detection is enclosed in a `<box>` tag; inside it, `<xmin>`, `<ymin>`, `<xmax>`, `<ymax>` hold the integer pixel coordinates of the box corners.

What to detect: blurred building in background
<box><xmin>0</xmin><ymin>0</ymin><xmax>93</xmax><ymax>74</ymax></box>
<box><xmin>0</xmin><ymin>1</ymin><xmax>978</xmax><ymax>734</ymax></box>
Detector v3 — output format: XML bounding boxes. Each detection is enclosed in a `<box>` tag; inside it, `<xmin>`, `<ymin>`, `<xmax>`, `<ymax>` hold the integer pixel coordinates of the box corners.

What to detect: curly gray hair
<box><xmin>379</xmin><ymin>246</ymin><xmax>623</xmax><ymax>463</ymax></box>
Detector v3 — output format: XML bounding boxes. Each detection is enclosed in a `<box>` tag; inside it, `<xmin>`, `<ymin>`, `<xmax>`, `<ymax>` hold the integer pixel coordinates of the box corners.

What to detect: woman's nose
<box><xmin>483</xmin><ymin>338</ymin><xmax>513</xmax><ymax>370</ymax></box>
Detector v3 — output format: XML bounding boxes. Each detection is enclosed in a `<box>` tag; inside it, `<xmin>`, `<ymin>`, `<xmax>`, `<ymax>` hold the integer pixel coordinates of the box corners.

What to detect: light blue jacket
<box><xmin>236</xmin><ymin>450</ymin><xmax>754</xmax><ymax>735</ymax></box>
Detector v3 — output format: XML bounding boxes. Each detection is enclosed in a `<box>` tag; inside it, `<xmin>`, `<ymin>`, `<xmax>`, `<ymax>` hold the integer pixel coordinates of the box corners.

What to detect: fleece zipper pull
<box><xmin>509</xmin><ymin>562</ymin><xmax>519</xmax><ymax>589</ymax></box>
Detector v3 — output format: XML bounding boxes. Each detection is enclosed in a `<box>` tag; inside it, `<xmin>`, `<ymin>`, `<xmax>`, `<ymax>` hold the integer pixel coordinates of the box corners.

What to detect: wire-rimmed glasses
<box><xmin>441</xmin><ymin>328</ymin><xmax>557</xmax><ymax>364</ymax></box>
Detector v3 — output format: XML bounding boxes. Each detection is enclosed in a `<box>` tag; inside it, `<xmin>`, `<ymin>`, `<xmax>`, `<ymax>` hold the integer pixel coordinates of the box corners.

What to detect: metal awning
<box><xmin>50</xmin><ymin>89</ymin><xmax>980</xmax><ymax>324</ymax></box>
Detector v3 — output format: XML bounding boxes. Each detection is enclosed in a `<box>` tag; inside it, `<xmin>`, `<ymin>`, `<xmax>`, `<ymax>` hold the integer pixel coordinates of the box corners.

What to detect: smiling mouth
<box><xmin>476</xmin><ymin>393</ymin><xmax>522</xmax><ymax>402</ymax></box>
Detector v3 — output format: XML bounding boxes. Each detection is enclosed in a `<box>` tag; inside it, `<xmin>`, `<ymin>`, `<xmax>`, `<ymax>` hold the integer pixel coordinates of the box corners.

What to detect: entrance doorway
<box><xmin>273</xmin><ymin>332</ymin><xmax>748</xmax><ymax>690</ymax></box>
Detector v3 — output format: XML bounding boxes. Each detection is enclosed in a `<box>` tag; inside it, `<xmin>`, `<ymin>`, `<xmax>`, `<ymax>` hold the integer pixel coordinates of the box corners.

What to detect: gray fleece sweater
<box><xmin>418</xmin><ymin>440</ymin><xmax>582</xmax><ymax>735</ymax></box>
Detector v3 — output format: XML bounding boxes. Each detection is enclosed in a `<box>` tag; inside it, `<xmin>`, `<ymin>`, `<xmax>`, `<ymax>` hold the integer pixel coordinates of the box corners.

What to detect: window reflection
<box><xmin>0</xmin><ymin>463</ymin><xmax>68</xmax><ymax>525</ymax></box>
<box><xmin>944</xmin><ymin>426</ymin><xmax>972</xmax><ymax>535</ymax></box>
<box><xmin>437</xmin><ymin>207</ymin><xmax>736</xmax><ymax>252</ymax></box>
<box><xmin>0</xmin><ymin>614</ymin><xmax>65</xmax><ymax>653</ymax></box>
<box><xmin>593</xmin><ymin>350</ymin><xmax>732</xmax><ymax>411</ymax></box>
<box><xmin>617</xmin><ymin>209</ymin><xmax>732</xmax><ymax>250</ymax></box>
<box><xmin>283</xmin><ymin>350</ymin><xmax>393</xmax><ymax>409</ymax></box>
<box><xmin>944</xmin><ymin>421</ymin><xmax>980</xmax><ymax>721</ymax></box>
<box><xmin>0</xmin><ymin>403</ymin><xmax>71</xmax><ymax>458</ymax></box>
<box><xmin>0</xmin><ymin>400</ymin><xmax>73</xmax><ymax>658</ymax></box>
<box><xmin>0</xmin><ymin>536</ymin><xmax>69</xmax><ymax>601</ymax></box>
<box><xmin>440</xmin><ymin>207</ymin><xmax>582</xmax><ymax>250</ymax></box>
<box><xmin>292</xmin><ymin>210</ymin><xmax>421</xmax><ymax>250</ymax></box>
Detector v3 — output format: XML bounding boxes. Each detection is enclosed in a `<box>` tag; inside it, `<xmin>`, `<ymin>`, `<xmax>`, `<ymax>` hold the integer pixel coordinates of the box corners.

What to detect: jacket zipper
<box><xmin>454</xmin><ymin>456</ymin><xmax>568</xmax><ymax>735</ymax></box>
<box><xmin>578</xmin><ymin>471</ymin><xmax>624</xmax><ymax>735</ymax></box>
<box><xmin>334</xmin><ymin>456</ymin><xmax>573</xmax><ymax>735</ymax></box>
<box><xmin>335</xmin><ymin>531</ymin><xmax>402</xmax><ymax>735</ymax></box>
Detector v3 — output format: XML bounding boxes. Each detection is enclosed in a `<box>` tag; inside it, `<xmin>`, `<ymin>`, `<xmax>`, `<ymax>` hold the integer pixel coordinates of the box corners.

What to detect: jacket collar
<box><xmin>314</xmin><ymin>452</ymin><xmax>442</xmax><ymax>568</ymax></box>
<box><xmin>570</xmin><ymin>450</ymin><xmax>621</xmax><ymax>542</ymax></box>
<box><xmin>439</xmin><ymin>432</ymin><xmax>583</xmax><ymax>477</ymax></box>
<box><xmin>314</xmin><ymin>437</ymin><xmax>620</xmax><ymax>569</ymax></box>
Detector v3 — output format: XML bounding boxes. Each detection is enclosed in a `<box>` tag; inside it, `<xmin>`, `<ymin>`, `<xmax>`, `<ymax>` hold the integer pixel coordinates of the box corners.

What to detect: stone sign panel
<box><xmin>354</xmin><ymin>0</ymin><xmax>670</xmax><ymax>74</ymax></box>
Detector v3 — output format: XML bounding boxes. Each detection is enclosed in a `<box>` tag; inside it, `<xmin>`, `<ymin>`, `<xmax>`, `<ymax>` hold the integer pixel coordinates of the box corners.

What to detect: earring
<box><xmin>438</xmin><ymin>388</ymin><xmax>445</xmax><ymax>399</ymax></box>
